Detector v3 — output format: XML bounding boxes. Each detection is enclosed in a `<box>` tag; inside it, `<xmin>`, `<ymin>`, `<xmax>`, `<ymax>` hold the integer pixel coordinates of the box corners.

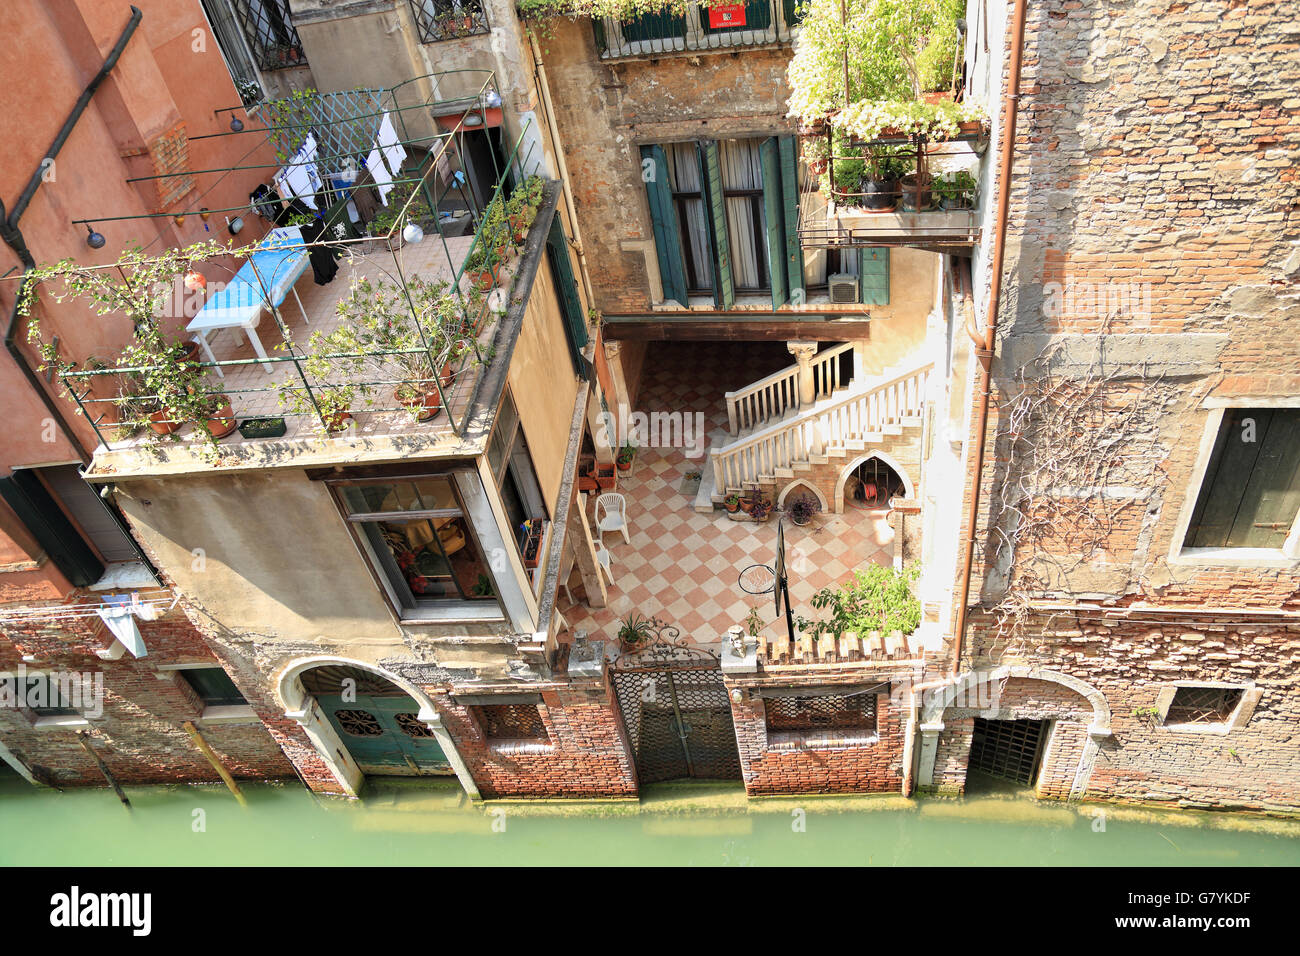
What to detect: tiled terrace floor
<box><xmin>557</xmin><ymin>342</ymin><xmax>894</xmax><ymax>648</ymax></box>
<box><xmin>139</xmin><ymin>233</ymin><xmax>506</xmax><ymax>447</ymax></box>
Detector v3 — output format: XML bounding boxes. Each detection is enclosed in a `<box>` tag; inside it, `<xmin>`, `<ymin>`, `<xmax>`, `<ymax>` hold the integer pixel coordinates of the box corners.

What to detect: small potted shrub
<box><xmin>786</xmin><ymin>494</ymin><xmax>821</xmax><ymax>526</ymax></box>
<box><xmin>618</xmin><ymin>612</ymin><xmax>654</xmax><ymax>652</ymax></box>
<box><xmin>616</xmin><ymin>442</ymin><xmax>636</xmax><ymax>472</ymax></box>
<box><xmin>936</xmin><ymin>170</ymin><xmax>977</xmax><ymax>210</ymax></box>
<box><xmin>862</xmin><ymin>146</ymin><xmax>908</xmax><ymax>212</ymax></box>
<box><xmin>724</xmin><ymin>493</ymin><xmax>742</xmax><ymax>514</ymax></box>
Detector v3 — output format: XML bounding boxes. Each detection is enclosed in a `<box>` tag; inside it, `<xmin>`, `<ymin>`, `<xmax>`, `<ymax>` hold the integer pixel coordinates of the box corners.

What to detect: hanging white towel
<box><xmin>96</xmin><ymin>605</ymin><xmax>147</xmax><ymax>658</ymax></box>
<box><xmin>366</xmin><ymin>147</ymin><xmax>393</xmax><ymax>204</ymax></box>
<box><xmin>274</xmin><ymin>133</ymin><xmax>321</xmax><ymax>210</ymax></box>
<box><xmin>377</xmin><ymin>112</ymin><xmax>407</xmax><ymax>180</ymax></box>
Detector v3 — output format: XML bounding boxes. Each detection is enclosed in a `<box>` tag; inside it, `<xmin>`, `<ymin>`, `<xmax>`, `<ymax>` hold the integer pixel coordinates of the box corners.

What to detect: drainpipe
<box><xmin>951</xmin><ymin>0</ymin><xmax>1028</xmax><ymax>674</ymax></box>
<box><xmin>1</xmin><ymin>6</ymin><xmax>143</xmax><ymax>468</ymax></box>
<box><xmin>526</xmin><ymin>29</ymin><xmax>597</xmax><ymax>312</ymax></box>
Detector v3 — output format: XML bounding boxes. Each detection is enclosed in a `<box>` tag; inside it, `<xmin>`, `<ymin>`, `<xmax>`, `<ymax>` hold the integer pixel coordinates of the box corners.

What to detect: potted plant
<box><xmin>899</xmin><ymin>170</ymin><xmax>934</xmax><ymax>211</ymax></box>
<box><xmin>724</xmin><ymin>492</ymin><xmax>742</xmax><ymax>514</ymax></box>
<box><xmin>616</xmin><ymin>442</ymin><xmax>636</xmax><ymax>472</ymax></box>
<box><xmin>861</xmin><ymin>145</ymin><xmax>909</xmax><ymax>211</ymax></box>
<box><xmin>617</xmin><ymin>612</ymin><xmax>654</xmax><ymax>652</ymax></box>
<box><xmin>935</xmin><ymin>170</ymin><xmax>977</xmax><ymax>210</ymax></box>
<box><xmin>291</xmin><ymin>275</ymin><xmax>470</xmax><ymax>429</ymax></box>
<box><xmin>786</xmin><ymin>494</ymin><xmax>821</xmax><ymax>526</ymax></box>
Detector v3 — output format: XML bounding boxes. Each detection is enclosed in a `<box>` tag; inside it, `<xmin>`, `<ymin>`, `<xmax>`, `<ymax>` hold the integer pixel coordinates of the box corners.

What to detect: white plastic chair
<box><xmin>594</xmin><ymin>541</ymin><xmax>615</xmax><ymax>585</ymax></box>
<box><xmin>594</xmin><ymin>493</ymin><xmax>631</xmax><ymax>545</ymax></box>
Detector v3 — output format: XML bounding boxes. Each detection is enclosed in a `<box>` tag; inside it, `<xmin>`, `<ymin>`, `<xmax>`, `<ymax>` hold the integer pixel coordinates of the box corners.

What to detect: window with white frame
<box><xmin>1182</xmin><ymin>408</ymin><xmax>1300</xmax><ymax>554</ymax></box>
<box><xmin>330</xmin><ymin>474</ymin><xmax>503</xmax><ymax>617</ymax></box>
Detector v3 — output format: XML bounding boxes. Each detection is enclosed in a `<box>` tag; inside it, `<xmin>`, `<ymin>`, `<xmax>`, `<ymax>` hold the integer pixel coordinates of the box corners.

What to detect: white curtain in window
<box><xmin>720</xmin><ymin>140</ymin><xmax>764</xmax><ymax>290</ymax></box>
<box><xmin>668</xmin><ymin>143</ymin><xmax>713</xmax><ymax>290</ymax></box>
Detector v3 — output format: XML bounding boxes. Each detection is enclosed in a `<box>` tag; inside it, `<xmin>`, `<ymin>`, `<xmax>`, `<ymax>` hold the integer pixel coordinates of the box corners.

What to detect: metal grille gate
<box><xmin>969</xmin><ymin>718</ymin><xmax>1046</xmax><ymax>787</ymax></box>
<box><xmin>609</xmin><ymin>622</ymin><xmax>741</xmax><ymax>783</ymax></box>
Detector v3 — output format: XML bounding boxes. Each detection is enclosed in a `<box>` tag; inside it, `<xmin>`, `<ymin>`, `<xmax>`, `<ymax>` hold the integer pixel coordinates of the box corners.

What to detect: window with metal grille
<box><xmin>229</xmin><ymin>0</ymin><xmax>306</xmax><ymax>71</ymax></box>
<box><xmin>408</xmin><ymin>0</ymin><xmax>490</xmax><ymax>43</ymax></box>
<box><xmin>475</xmin><ymin>703</ymin><xmax>548</xmax><ymax>742</ymax></box>
<box><xmin>765</xmin><ymin>693</ymin><xmax>876</xmax><ymax>734</ymax></box>
<box><xmin>1165</xmin><ymin>686</ymin><xmax>1243</xmax><ymax>725</ymax></box>
<box><xmin>1183</xmin><ymin>408</ymin><xmax>1300</xmax><ymax>551</ymax></box>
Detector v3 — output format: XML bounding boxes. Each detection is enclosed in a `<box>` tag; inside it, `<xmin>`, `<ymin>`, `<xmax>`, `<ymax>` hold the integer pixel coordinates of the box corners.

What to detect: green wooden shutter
<box><xmin>546</xmin><ymin>218</ymin><xmax>589</xmax><ymax>380</ymax></box>
<box><xmin>761</xmin><ymin>137</ymin><xmax>789</xmax><ymax>309</ymax></box>
<box><xmin>640</xmin><ymin>145</ymin><xmax>688</xmax><ymax>306</ymax></box>
<box><xmin>1188</xmin><ymin>409</ymin><xmax>1300</xmax><ymax>548</ymax></box>
<box><xmin>0</xmin><ymin>471</ymin><xmax>104</xmax><ymax>588</ymax></box>
<box><xmin>858</xmin><ymin>247</ymin><xmax>890</xmax><ymax>305</ymax></box>
<box><xmin>697</xmin><ymin>140</ymin><xmax>735</xmax><ymax>310</ymax></box>
<box><xmin>779</xmin><ymin>134</ymin><xmax>803</xmax><ymax>302</ymax></box>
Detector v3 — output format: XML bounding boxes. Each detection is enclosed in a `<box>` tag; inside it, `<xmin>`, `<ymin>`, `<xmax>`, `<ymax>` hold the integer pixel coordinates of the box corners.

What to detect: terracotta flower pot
<box><xmin>148</xmin><ymin>410</ymin><xmax>182</xmax><ymax>435</ymax></box>
<box><xmin>324</xmin><ymin>411</ymin><xmax>353</xmax><ymax>434</ymax></box>
<box><xmin>395</xmin><ymin>386</ymin><xmax>442</xmax><ymax>421</ymax></box>
<box><xmin>204</xmin><ymin>400</ymin><xmax>239</xmax><ymax>439</ymax></box>
<box><xmin>617</xmin><ymin>458</ymin><xmax>632</xmax><ymax>472</ymax></box>
<box><xmin>724</xmin><ymin>499</ymin><xmax>740</xmax><ymax>513</ymax></box>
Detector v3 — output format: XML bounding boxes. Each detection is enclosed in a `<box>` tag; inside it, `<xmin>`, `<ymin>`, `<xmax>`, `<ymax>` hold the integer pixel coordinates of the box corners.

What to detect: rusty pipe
<box><xmin>951</xmin><ymin>0</ymin><xmax>1029</xmax><ymax>674</ymax></box>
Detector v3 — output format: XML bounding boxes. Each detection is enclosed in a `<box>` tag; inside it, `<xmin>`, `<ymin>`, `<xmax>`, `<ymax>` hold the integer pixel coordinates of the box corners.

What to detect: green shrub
<box><xmin>796</xmin><ymin>563</ymin><xmax>921</xmax><ymax>640</ymax></box>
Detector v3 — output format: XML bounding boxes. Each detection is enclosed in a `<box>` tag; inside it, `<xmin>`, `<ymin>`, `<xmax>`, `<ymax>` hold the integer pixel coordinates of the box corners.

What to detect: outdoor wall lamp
<box><xmin>85</xmin><ymin>224</ymin><xmax>106</xmax><ymax>249</ymax></box>
<box><xmin>230</xmin><ymin>116</ymin><xmax>244</xmax><ymax>132</ymax></box>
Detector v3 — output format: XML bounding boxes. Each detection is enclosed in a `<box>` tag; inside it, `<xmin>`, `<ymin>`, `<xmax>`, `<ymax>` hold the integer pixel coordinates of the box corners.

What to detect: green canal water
<box><xmin>3</xmin><ymin>770</ymin><xmax>1298</xmax><ymax>866</ymax></box>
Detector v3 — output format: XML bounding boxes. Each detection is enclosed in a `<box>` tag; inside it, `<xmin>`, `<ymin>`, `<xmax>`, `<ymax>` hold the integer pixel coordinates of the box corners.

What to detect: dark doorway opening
<box><xmin>968</xmin><ymin>717</ymin><xmax>1047</xmax><ymax>789</ymax></box>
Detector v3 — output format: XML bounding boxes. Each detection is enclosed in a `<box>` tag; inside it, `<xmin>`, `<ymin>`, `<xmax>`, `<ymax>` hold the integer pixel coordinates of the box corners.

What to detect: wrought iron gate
<box><xmin>609</xmin><ymin>621</ymin><xmax>741</xmax><ymax>783</ymax></box>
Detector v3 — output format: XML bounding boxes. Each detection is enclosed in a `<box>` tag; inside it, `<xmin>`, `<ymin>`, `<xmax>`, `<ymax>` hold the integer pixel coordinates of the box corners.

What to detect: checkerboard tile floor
<box><xmin>557</xmin><ymin>342</ymin><xmax>894</xmax><ymax>647</ymax></box>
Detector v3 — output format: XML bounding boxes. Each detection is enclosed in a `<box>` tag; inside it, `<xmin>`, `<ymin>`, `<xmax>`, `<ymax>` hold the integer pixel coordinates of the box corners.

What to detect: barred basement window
<box><xmin>25</xmin><ymin>675</ymin><xmax>80</xmax><ymax>718</ymax></box>
<box><xmin>475</xmin><ymin>703</ymin><xmax>548</xmax><ymax>742</ymax></box>
<box><xmin>765</xmin><ymin>693</ymin><xmax>877</xmax><ymax>734</ymax></box>
<box><xmin>1165</xmin><ymin>686</ymin><xmax>1243</xmax><ymax>725</ymax></box>
<box><xmin>229</xmin><ymin>0</ymin><xmax>307</xmax><ymax>71</ymax></box>
<box><xmin>408</xmin><ymin>0</ymin><xmax>490</xmax><ymax>43</ymax></box>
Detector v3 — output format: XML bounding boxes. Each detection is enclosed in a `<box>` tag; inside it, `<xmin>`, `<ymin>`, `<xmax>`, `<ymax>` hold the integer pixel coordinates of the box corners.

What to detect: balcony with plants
<box><xmin>16</xmin><ymin>74</ymin><xmax>552</xmax><ymax>475</ymax></box>
<box><xmin>788</xmin><ymin>0</ymin><xmax>988</xmax><ymax>250</ymax></box>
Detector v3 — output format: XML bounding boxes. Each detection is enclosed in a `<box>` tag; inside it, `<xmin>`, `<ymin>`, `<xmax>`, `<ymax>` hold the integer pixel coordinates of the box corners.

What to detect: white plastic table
<box><xmin>186</xmin><ymin>227</ymin><xmax>310</xmax><ymax>375</ymax></box>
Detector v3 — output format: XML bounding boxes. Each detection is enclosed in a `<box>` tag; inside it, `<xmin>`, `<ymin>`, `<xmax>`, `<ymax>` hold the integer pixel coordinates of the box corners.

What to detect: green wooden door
<box><xmin>318</xmin><ymin>693</ymin><xmax>452</xmax><ymax>776</ymax></box>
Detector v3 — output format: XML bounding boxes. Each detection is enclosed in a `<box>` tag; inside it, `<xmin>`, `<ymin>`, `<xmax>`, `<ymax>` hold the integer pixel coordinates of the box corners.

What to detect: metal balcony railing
<box><xmin>408</xmin><ymin>0</ymin><xmax>490</xmax><ymax>43</ymax></box>
<box><xmin>593</xmin><ymin>0</ymin><xmax>805</xmax><ymax>59</ymax></box>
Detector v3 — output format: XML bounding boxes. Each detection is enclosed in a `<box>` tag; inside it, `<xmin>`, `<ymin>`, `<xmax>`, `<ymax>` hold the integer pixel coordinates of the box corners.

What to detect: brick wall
<box><xmin>431</xmin><ymin>678</ymin><xmax>638</xmax><ymax>799</ymax></box>
<box><xmin>726</xmin><ymin>672</ymin><xmax>906</xmax><ymax>796</ymax></box>
<box><xmin>937</xmin><ymin>0</ymin><xmax>1300</xmax><ymax>813</ymax></box>
<box><xmin>0</xmin><ymin>598</ymin><xmax>295</xmax><ymax>787</ymax></box>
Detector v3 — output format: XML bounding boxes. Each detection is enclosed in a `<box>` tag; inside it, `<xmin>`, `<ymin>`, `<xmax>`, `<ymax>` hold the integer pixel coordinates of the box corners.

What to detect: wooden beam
<box><xmin>603</xmin><ymin>320</ymin><xmax>875</xmax><ymax>341</ymax></box>
<box><xmin>76</xmin><ymin>732</ymin><xmax>130</xmax><ymax>808</ymax></box>
<box><xmin>183</xmin><ymin>721</ymin><xmax>248</xmax><ymax>807</ymax></box>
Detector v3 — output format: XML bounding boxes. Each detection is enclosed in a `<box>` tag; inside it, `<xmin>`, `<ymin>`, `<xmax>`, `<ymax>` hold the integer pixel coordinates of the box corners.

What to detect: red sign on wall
<box><xmin>708</xmin><ymin>3</ymin><xmax>747</xmax><ymax>28</ymax></box>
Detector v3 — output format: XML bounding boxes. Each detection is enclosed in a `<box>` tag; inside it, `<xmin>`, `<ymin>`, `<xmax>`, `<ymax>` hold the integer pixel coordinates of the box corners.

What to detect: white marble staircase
<box><xmin>695</xmin><ymin>360</ymin><xmax>933</xmax><ymax>511</ymax></box>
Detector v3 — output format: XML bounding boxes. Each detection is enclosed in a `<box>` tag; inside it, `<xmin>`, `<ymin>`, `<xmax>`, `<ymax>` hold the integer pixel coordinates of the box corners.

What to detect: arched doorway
<box><xmin>277</xmin><ymin>657</ymin><xmax>478</xmax><ymax>798</ymax></box>
<box><xmin>916</xmin><ymin>666</ymin><xmax>1113</xmax><ymax>801</ymax></box>
<box><xmin>301</xmin><ymin>665</ymin><xmax>451</xmax><ymax>777</ymax></box>
<box><xmin>838</xmin><ymin>453</ymin><xmax>911</xmax><ymax>512</ymax></box>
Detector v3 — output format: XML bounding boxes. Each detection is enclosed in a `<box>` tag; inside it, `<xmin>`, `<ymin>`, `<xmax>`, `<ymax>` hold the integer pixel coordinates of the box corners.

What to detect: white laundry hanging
<box><xmin>366</xmin><ymin>146</ymin><xmax>393</xmax><ymax>204</ymax></box>
<box><xmin>95</xmin><ymin>593</ymin><xmax>159</xmax><ymax>659</ymax></box>
<box><xmin>273</xmin><ymin>132</ymin><xmax>321</xmax><ymax>210</ymax></box>
<box><xmin>377</xmin><ymin>112</ymin><xmax>407</xmax><ymax>180</ymax></box>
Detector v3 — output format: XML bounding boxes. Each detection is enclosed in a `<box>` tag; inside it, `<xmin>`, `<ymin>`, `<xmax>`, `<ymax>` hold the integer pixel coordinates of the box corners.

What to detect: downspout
<box><xmin>1</xmin><ymin>6</ymin><xmax>143</xmax><ymax>467</ymax></box>
<box><xmin>951</xmin><ymin>0</ymin><xmax>1028</xmax><ymax>674</ymax></box>
<box><xmin>526</xmin><ymin>28</ymin><xmax>597</xmax><ymax>312</ymax></box>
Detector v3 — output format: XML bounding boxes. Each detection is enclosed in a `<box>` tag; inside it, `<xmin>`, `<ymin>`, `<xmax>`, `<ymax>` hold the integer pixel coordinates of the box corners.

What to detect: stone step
<box><xmin>694</xmin><ymin>450</ymin><xmax>720</xmax><ymax>513</ymax></box>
